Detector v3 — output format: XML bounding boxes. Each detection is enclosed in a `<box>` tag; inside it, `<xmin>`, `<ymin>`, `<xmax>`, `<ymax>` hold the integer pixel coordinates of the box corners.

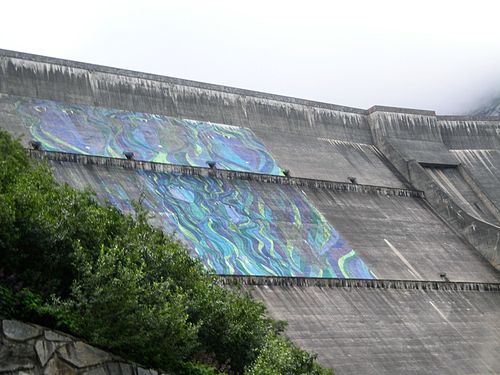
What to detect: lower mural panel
<box><xmin>52</xmin><ymin>163</ymin><xmax>373</xmax><ymax>279</ymax></box>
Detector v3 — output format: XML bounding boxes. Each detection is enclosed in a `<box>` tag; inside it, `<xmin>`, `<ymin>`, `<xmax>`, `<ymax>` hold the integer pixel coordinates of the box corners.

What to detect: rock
<box><xmin>106</xmin><ymin>362</ymin><xmax>135</xmax><ymax>375</ymax></box>
<box><xmin>3</xmin><ymin>320</ymin><xmax>42</xmax><ymax>341</ymax></box>
<box><xmin>82</xmin><ymin>367</ymin><xmax>108</xmax><ymax>375</ymax></box>
<box><xmin>44</xmin><ymin>329</ymin><xmax>72</xmax><ymax>342</ymax></box>
<box><xmin>0</xmin><ymin>341</ymin><xmax>36</xmax><ymax>371</ymax></box>
<box><xmin>137</xmin><ymin>367</ymin><xmax>159</xmax><ymax>375</ymax></box>
<box><xmin>44</xmin><ymin>356</ymin><xmax>77</xmax><ymax>375</ymax></box>
<box><xmin>36</xmin><ymin>339</ymin><xmax>63</xmax><ymax>366</ymax></box>
<box><xmin>0</xmin><ymin>362</ymin><xmax>35</xmax><ymax>372</ymax></box>
<box><xmin>57</xmin><ymin>341</ymin><xmax>112</xmax><ymax>368</ymax></box>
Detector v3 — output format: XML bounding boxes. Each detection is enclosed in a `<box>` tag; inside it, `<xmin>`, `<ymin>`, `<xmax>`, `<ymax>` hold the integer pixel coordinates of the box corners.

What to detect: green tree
<box><xmin>245</xmin><ymin>334</ymin><xmax>333</xmax><ymax>375</ymax></box>
<box><xmin>61</xmin><ymin>242</ymin><xmax>199</xmax><ymax>368</ymax></box>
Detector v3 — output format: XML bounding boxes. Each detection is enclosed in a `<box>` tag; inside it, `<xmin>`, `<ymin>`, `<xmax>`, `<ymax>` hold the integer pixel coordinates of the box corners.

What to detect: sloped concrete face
<box><xmin>305</xmin><ymin>186</ymin><xmax>500</xmax><ymax>282</ymax></box>
<box><xmin>250</xmin><ymin>283</ymin><xmax>500</xmax><ymax>375</ymax></box>
<box><xmin>252</xmin><ymin>131</ymin><xmax>406</xmax><ymax>187</ymax></box>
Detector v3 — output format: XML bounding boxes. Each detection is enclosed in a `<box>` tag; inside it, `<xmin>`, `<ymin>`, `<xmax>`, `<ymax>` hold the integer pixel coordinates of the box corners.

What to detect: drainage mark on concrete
<box><xmin>383</xmin><ymin>239</ymin><xmax>423</xmax><ymax>280</ymax></box>
<box><xmin>429</xmin><ymin>301</ymin><xmax>449</xmax><ymax>322</ymax></box>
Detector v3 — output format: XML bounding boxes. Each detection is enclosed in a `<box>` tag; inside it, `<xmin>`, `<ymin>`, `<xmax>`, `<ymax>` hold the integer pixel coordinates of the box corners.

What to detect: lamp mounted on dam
<box><xmin>123</xmin><ymin>151</ymin><xmax>135</xmax><ymax>160</ymax></box>
<box><xmin>440</xmin><ymin>273</ymin><xmax>450</xmax><ymax>282</ymax></box>
<box><xmin>207</xmin><ymin>160</ymin><xmax>217</xmax><ymax>169</ymax></box>
<box><xmin>30</xmin><ymin>140</ymin><xmax>42</xmax><ymax>150</ymax></box>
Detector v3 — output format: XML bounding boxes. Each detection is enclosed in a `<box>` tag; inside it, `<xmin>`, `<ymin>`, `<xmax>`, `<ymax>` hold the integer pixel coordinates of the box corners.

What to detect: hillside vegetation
<box><xmin>0</xmin><ymin>130</ymin><xmax>332</xmax><ymax>375</ymax></box>
<box><xmin>472</xmin><ymin>95</ymin><xmax>500</xmax><ymax>116</ymax></box>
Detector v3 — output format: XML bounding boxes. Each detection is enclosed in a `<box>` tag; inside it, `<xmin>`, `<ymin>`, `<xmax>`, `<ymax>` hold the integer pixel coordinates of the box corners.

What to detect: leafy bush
<box><xmin>245</xmin><ymin>334</ymin><xmax>332</xmax><ymax>375</ymax></box>
<box><xmin>0</xmin><ymin>130</ymin><xmax>332</xmax><ymax>374</ymax></box>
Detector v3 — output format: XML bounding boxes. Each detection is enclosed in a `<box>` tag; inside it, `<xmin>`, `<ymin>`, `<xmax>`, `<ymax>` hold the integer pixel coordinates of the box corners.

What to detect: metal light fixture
<box><xmin>124</xmin><ymin>151</ymin><xmax>135</xmax><ymax>160</ymax></box>
<box><xmin>30</xmin><ymin>140</ymin><xmax>42</xmax><ymax>150</ymax></box>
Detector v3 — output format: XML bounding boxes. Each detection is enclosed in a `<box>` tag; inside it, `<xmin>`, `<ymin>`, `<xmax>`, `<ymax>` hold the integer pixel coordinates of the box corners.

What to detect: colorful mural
<box><xmin>90</xmin><ymin>168</ymin><xmax>373</xmax><ymax>279</ymax></box>
<box><xmin>13</xmin><ymin>96</ymin><xmax>282</xmax><ymax>175</ymax></box>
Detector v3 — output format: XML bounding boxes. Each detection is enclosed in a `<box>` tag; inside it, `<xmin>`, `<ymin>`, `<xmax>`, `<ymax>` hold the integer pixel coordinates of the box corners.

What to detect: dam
<box><xmin>0</xmin><ymin>49</ymin><xmax>499</xmax><ymax>374</ymax></box>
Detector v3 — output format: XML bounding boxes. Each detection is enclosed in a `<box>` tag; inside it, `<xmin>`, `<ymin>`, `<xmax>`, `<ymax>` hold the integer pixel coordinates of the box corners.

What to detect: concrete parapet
<box><xmin>437</xmin><ymin>115</ymin><xmax>500</xmax><ymax>121</ymax></box>
<box><xmin>367</xmin><ymin>105</ymin><xmax>436</xmax><ymax>116</ymax></box>
<box><xmin>438</xmin><ymin>118</ymin><xmax>500</xmax><ymax>150</ymax></box>
<box><xmin>0</xmin><ymin>48</ymin><xmax>366</xmax><ymax>115</ymax></box>
<box><xmin>368</xmin><ymin>109</ymin><xmax>442</xmax><ymax>143</ymax></box>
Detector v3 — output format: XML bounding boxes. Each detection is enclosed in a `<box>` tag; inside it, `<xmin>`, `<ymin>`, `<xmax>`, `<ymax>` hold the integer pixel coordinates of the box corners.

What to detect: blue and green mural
<box><xmin>12</xmin><ymin>96</ymin><xmax>282</xmax><ymax>175</ymax></box>
<box><xmin>89</xmin><ymin>168</ymin><xmax>373</xmax><ymax>278</ymax></box>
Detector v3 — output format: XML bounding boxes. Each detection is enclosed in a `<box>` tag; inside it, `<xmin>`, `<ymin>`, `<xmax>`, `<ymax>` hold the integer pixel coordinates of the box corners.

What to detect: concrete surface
<box><xmin>252</xmin><ymin>130</ymin><xmax>406</xmax><ymax>187</ymax></box>
<box><xmin>249</xmin><ymin>282</ymin><xmax>500</xmax><ymax>375</ymax></box>
<box><xmin>425</xmin><ymin>166</ymin><xmax>499</xmax><ymax>225</ymax></box>
<box><xmin>406</xmin><ymin>160</ymin><xmax>500</xmax><ymax>271</ymax></box>
<box><xmin>451</xmin><ymin>150</ymin><xmax>500</xmax><ymax>209</ymax></box>
<box><xmin>304</xmin><ymin>182</ymin><xmax>499</xmax><ymax>282</ymax></box>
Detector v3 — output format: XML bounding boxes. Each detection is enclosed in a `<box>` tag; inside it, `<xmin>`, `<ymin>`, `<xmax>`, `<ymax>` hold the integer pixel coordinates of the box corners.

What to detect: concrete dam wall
<box><xmin>247</xmin><ymin>279</ymin><xmax>500</xmax><ymax>375</ymax></box>
<box><xmin>0</xmin><ymin>49</ymin><xmax>499</xmax><ymax>375</ymax></box>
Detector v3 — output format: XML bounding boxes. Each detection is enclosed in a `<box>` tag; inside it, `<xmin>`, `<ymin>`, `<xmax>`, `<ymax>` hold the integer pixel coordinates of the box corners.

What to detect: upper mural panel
<box><xmin>3</xmin><ymin>95</ymin><xmax>283</xmax><ymax>175</ymax></box>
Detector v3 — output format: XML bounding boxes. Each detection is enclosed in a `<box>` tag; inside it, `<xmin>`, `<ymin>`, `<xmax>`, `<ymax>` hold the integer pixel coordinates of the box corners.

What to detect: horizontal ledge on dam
<box><xmin>29</xmin><ymin>149</ymin><xmax>425</xmax><ymax>198</ymax></box>
<box><xmin>218</xmin><ymin>275</ymin><xmax>500</xmax><ymax>292</ymax></box>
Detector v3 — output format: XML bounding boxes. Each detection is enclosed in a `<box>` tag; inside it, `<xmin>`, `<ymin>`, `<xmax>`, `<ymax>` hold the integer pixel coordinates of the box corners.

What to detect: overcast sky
<box><xmin>1</xmin><ymin>0</ymin><xmax>499</xmax><ymax>114</ymax></box>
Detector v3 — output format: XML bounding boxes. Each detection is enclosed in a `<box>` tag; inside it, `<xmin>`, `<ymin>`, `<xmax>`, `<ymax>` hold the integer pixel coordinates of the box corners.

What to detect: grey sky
<box><xmin>1</xmin><ymin>0</ymin><xmax>499</xmax><ymax>114</ymax></box>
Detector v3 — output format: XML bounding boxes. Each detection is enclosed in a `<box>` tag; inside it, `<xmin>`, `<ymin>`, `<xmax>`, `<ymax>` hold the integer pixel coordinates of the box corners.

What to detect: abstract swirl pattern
<box><xmin>13</xmin><ymin>96</ymin><xmax>283</xmax><ymax>175</ymax></box>
<box><xmin>89</xmin><ymin>168</ymin><xmax>373</xmax><ymax>279</ymax></box>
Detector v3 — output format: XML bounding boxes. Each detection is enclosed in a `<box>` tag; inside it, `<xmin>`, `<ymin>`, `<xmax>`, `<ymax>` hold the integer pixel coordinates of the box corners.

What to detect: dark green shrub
<box><xmin>177</xmin><ymin>361</ymin><xmax>227</xmax><ymax>375</ymax></box>
<box><xmin>245</xmin><ymin>333</ymin><xmax>333</xmax><ymax>375</ymax></box>
<box><xmin>59</xmin><ymin>242</ymin><xmax>199</xmax><ymax>368</ymax></box>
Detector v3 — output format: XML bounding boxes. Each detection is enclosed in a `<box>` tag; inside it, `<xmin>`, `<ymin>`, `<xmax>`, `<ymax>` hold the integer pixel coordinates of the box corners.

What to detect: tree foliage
<box><xmin>246</xmin><ymin>334</ymin><xmax>332</xmax><ymax>375</ymax></box>
<box><xmin>0</xmin><ymin>130</ymin><xmax>332</xmax><ymax>374</ymax></box>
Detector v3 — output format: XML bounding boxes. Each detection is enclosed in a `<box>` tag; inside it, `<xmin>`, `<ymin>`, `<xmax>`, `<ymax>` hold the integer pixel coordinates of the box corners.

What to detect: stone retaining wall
<box><xmin>0</xmin><ymin>319</ymin><xmax>166</xmax><ymax>375</ymax></box>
